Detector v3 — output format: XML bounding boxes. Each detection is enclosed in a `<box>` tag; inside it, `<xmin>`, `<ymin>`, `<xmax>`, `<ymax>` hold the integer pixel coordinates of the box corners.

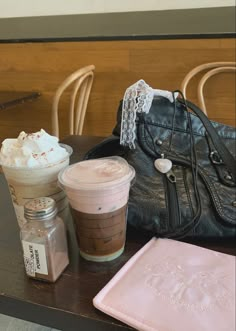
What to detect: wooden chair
<box><xmin>52</xmin><ymin>65</ymin><xmax>95</xmax><ymax>137</ymax></box>
<box><xmin>180</xmin><ymin>62</ymin><xmax>236</xmax><ymax>115</ymax></box>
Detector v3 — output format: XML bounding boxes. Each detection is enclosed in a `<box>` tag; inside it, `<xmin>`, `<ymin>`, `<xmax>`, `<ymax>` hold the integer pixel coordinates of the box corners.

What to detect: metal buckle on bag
<box><xmin>210</xmin><ymin>151</ymin><xmax>223</xmax><ymax>164</ymax></box>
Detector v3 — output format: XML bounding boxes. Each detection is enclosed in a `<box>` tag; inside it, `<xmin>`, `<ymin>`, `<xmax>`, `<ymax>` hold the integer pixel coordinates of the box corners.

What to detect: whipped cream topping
<box><xmin>0</xmin><ymin>129</ymin><xmax>69</xmax><ymax>167</ymax></box>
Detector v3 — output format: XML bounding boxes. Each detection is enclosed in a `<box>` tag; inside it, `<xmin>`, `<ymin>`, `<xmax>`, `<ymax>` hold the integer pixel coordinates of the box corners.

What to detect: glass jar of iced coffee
<box><xmin>20</xmin><ymin>197</ymin><xmax>69</xmax><ymax>282</ymax></box>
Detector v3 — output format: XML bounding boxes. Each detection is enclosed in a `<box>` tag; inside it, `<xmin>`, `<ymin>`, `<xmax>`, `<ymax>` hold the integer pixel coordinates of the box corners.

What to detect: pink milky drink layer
<box><xmin>58</xmin><ymin>157</ymin><xmax>135</xmax><ymax>214</ymax></box>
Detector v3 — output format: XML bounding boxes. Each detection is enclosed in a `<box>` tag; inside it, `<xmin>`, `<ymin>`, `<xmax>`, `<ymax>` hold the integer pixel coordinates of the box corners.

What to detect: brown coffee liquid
<box><xmin>72</xmin><ymin>205</ymin><xmax>127</xmax><ymax>257</ymax></box>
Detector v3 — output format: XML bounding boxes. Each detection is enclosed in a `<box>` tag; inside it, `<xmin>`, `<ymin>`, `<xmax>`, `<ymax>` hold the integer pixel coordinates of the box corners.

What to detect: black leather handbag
<box><xmin>85</xmin><ymin>91</ymin><xmax>236</xmax><ymax>240</ymax></box>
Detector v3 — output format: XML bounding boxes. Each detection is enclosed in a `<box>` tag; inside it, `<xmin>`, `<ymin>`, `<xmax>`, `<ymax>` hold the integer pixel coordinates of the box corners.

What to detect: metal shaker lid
<box><xmin>24</xmin><ymin>197</ymin><xmax>57</xmax><ymax>221</ymax></box>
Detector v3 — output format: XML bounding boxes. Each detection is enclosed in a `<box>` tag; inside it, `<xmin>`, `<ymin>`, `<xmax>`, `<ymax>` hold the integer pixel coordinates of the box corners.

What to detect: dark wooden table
<box><xmin>0</xmin><ymin>135</ymin><xmax>235</xmax><ymax>331</ymax></box>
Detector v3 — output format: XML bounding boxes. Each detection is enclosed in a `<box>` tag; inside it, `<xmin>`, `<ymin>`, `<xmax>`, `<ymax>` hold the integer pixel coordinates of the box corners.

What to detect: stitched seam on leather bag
<box><xmin>144</xmin><ymin>128</ymin><xmax>235</xmax><ymax>224</ymax></box>
<box><xmin>139</xmin><ymin>124</ymin><xmax>157</xmax><ymax>157</ymax></box>
<box><xmin>139</xmin><ymin>126</ymin><xmax>170</xmax><ymax>229</ymax></box>
<box><xmin>156</xmin><ymin>140</ymin><xmax>234</xmax><ymax>222</ymax></box>
<box><xmin>139</xmin><ymin>122</ymin><xmax>235</xmax><ymax>225</ymax></box>
<box><xmin>162</xmin><ymin>175</ymin><xmax>169</xmax><ymax>231</ymax></box>
<box><xmin>138</xmin><ymin>119</ymin><xmax>236</xmax><ymax>140</ymax></box>
<box><xmin>182</xmin><ymin>167</ymin><xmax>194</xmax><ymax>218</ymax></box>
<box><xmin>199</xmin><ymin>167</ymin><xmax>236</xmax><ymax>223</ymax></box>
<box><xmin>139</xmin><ymin>119</ymin><xmax>204</xmax><ymax>137</ymax></box>
<box><xmin>174</xmin><ymin>177</ymin><xmax>181</xmax><ymax>228</ymax></box>
<box><xmin>168</xmin><ymin>149</ymin><xmax>235</xmax><ymax>223</ymax></box>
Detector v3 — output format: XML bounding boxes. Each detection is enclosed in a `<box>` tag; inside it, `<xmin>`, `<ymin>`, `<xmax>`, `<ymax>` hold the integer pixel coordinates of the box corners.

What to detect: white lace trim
<box><xmin>120</xmin><ymin>79</ymin><xmax>176</xmax><ymax>149</ymax></box>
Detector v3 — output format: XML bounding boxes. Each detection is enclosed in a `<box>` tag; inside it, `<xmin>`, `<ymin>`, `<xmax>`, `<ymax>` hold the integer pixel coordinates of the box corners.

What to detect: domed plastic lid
<box><xmin>58</xmin><ymin>156</ymin><xmax>135</xmax><ymax>191</ymax></box>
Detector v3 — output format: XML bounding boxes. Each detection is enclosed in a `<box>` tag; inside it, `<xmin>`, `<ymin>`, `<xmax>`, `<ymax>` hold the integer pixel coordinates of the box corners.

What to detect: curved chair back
<box><xmin>180</xmin><ymin>62</ymin><xmax>236</xmax><ymax>115</ymax></box>
<box><xmin>52</xmin><ymin>65</ymin><xmax>95</xmax><ymax>137</ymax></box>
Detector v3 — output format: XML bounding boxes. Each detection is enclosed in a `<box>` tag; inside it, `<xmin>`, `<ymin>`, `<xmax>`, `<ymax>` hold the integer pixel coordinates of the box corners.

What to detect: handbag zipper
<box><xmin>137</xmin><ymin>129</ymin><xmax>200</xmax><ymax>234</ymax></box>
<box><xmin>163</xmin><ymin>171</ymin><xmax>181</xmax><ymax>233</ymax></box>
<box><xmin>167</xmin><ymin>154</ymin><xmax>213</xmax><ymax>205</ymax></box>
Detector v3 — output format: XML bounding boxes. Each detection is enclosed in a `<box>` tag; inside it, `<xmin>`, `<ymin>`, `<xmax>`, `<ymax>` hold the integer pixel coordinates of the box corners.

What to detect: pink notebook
<box><xmin>93</xmin><ymin>238</ymin><xmax>235</xmax><ymax>331</ymax></box>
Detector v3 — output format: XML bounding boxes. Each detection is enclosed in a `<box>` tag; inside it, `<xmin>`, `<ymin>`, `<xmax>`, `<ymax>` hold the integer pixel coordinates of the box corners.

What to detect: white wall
<box><xmin>0</xmin><ymin>0</ymin><xmax>233</xmax><ymax>18</ymax></box>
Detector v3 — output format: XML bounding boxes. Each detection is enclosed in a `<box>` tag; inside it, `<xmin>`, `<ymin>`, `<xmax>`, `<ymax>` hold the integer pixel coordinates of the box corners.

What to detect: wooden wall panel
<box><xmin>0</xmin><ymin>39</ymin><xmax>235</xmax><ymax>144</ymax></box>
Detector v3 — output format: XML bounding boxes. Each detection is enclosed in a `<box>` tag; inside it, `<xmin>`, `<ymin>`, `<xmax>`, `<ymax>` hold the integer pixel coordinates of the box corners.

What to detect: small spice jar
<box><xmin>20</xmin><ymin>197</ymin><xmax>69</xmax><ymax>282</ymax></box>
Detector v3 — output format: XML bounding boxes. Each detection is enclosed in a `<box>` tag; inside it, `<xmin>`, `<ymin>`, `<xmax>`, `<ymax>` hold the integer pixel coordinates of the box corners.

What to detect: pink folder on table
<box><xmin>93</xmin><ymin>238</ymin><xmax>235</xmax><ymax>331</ymax></box>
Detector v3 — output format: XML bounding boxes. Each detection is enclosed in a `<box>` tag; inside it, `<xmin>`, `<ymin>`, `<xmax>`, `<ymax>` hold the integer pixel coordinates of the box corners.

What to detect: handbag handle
<box><xmin>178</xmin><ymin>98</ymin><xmax>236</xmax><ymax>182</ymax></box>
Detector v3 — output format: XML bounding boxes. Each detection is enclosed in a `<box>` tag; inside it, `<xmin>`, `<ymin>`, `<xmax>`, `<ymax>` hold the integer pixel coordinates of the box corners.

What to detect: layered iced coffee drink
<box><xmin>59</xmin><ymin>157</ymin><xmax>135</xmax><ymax>262</ymax></box>
<box><xmin>0</xmin><ymin>129</ymin><xmax>72</xmax><ymax>228</ymax></box>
